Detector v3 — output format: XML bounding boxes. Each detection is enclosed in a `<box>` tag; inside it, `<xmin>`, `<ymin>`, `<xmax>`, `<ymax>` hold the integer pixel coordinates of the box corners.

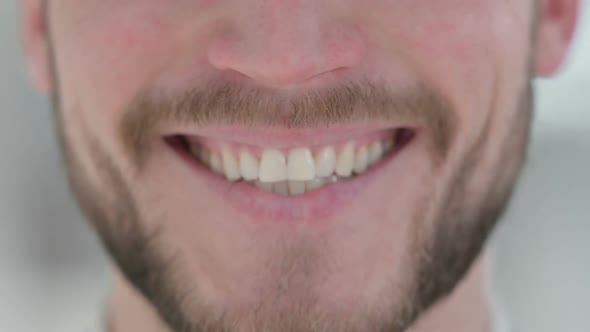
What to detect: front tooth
<box><xmin>368</xmin><ymin>141</ymin><xmax>383</xmax><ymax>166</ymax></box>
<box><xmin>315</xmin><ymin>147</ymin><xmax>336</xmax><ymax>177</ymax></box>
<box><xmin>336</xmin><ymin>141</ymin><xmax>355</xmax><ymax>177</ymax></box>
<box><xmin>288</xmin><ymin>181</ymin><xmax>306</xmax><ymax>195</ymax></box>
<box><xmin>221</xmin><ymin>147</ymin><xmax>241</xmax><ymax>181</ymax></box>
<box><xmin>273</xmin><ymin>181</ymin><xmax>289</xmax><ymax>195</ymax></box>
<box><xmin>287</xmin><ymin>148</ymin><xmax>315</xmax><ymax>181</ymax></box>
<box><xmin>239</xmin><ymin>150</ymin><xmax>259</xmax><ymax>181</ymax></box>
<box><xmin>354</xmin><ymin>145</ymin><xmax>369</xmax><ymax>174</ymax></box>
<box><xmin>259</xmin><ymin>149</ymin><xmax>287</xmax><ymax>183</ymax></box>
<box><xmin>209</xmin><ymin>153</ymin><xmax>224</xmax><ymax>174</ymax></box>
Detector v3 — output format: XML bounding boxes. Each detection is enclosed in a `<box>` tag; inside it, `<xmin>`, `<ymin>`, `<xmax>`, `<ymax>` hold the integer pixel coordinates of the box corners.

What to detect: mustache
<box><xmin>121</xmin><ymin>79</ymin><xmax>457</xmax><ymax>168</ymax></box>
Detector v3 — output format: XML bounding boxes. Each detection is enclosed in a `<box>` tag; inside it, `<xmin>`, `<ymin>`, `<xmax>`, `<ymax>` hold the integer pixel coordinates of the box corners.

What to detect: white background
<box><xmin>0</xmin><ymin>1</ymin><xmax>588</xmax><ymax>332</ymax></box>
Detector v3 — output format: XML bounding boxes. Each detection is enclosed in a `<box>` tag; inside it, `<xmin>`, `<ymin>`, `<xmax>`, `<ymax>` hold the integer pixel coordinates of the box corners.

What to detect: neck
<box><xmin>106</xmin><ymin>254</ymin><xmax>494</xmax><ymax>332</ymax></box>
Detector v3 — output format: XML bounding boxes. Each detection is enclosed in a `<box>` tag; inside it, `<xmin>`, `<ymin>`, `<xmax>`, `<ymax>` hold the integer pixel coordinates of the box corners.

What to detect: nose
<box><xmin>207</xmin><ymin>1</ymin><xmax>366</xmax><ymax>88</ymax></box>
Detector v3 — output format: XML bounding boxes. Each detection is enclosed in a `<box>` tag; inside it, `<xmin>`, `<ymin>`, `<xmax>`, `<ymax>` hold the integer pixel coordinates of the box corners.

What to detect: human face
<box><xmin>22</xmin><ymin>0</ymin><xmax>578</xmax><ymax>331</ymax></box>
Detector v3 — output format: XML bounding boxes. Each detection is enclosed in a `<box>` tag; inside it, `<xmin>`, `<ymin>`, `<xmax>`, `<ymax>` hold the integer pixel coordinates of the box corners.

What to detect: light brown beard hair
<box><xmin>53</xmin><ymin>83</ymin><xmax>533</xmax><ymax>332</ymax></box>
<box><xmin>52</xmin><ymin>80</ymin><xmax>533</xmax><ymax>332</ymax></box>
<box><xmin>120</xmin><ymin>80</ymin><xmax>457</xmax><ymax>171</ymax></box>
<box><xmin>45</xmin><ymin>2</ymin><xmax>537</xmax><ymax>331</ymax></box>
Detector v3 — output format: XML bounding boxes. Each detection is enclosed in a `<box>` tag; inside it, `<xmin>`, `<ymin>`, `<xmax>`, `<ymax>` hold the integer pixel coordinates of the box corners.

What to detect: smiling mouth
<box><xmin>165</xmin><ymin>127</ymin><xmax>416</xmax><ymax>196</ymax></box>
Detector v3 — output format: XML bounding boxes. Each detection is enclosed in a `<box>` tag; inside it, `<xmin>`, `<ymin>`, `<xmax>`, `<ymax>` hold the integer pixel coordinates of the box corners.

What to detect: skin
<box><xmin>21</xmin><ymin>0</ymin><xmax>578</xmax><ymax>331</ymax></box>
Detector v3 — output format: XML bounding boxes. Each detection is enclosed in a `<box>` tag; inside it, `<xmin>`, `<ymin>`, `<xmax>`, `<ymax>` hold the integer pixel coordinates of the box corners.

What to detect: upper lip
<box><xmin>162</xmin><ymin>123</ymin><xmax>417</xmax><ymax>149</ymax></box>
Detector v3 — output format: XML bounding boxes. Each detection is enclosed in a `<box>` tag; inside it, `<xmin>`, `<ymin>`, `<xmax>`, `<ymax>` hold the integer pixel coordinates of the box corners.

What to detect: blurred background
<box><xmin>1</xmin><ymin>1</ymin><xmax>588</xmax><ymax>332</ymax></box>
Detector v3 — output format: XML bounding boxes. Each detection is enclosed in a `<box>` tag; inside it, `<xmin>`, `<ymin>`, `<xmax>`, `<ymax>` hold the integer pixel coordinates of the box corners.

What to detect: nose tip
<box><xmin>207</xmin><ymin>27</ymin><xmax>366</xmax><ymax>88</ymax></box>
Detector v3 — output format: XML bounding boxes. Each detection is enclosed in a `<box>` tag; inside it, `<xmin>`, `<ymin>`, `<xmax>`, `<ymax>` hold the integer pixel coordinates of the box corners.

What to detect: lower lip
<box><xmin>165</xmin><ymin>131</ymin><xmax>415</xmax><ymax>227</ymax></box>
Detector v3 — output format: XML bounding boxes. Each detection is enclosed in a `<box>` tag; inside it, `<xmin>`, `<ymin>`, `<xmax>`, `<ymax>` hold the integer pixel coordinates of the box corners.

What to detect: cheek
<box><xmin>371</xmin><ymin>0</ymin><xmax>529</xmax><ymax>147</ymax></box>
<box><xmin>52</xmin><ymin>5</ymin><xmax>185</xmax><ymax>155</ymax></box>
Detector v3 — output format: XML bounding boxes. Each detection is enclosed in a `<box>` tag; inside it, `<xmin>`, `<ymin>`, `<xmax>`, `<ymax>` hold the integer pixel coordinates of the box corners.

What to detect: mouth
<box><xmin>163</xmin><ymin>126</ymin><xmax>417</xmax><ymax>223</ymax></box>
<box><xmin>166</xmin><ymin>127</ymin><xmax>415</xmax><ymax>193</ymax></box>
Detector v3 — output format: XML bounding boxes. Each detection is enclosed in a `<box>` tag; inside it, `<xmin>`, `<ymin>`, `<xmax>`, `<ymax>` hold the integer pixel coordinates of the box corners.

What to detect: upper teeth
<box><xmin>335</xmin><ymin>141</ymin><xmax>355</xmax><ymax>177</ymax></box>
<box><xmin>189</xmin><ymin>138</ymin><xmax>396</xmax><ymax>194</ymax></box>
<box><xmin>257</xmin><ymin>149</ymin><xmax>287</xmax><ymax>182</ymax></box>
<box><xmin>287</xmin><ymin>148</ymin><xmax>315</xmax><ymax>181</ymax></box>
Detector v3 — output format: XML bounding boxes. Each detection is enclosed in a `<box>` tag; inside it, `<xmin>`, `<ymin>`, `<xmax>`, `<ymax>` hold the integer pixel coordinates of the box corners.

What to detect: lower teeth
<box><xmin>252</xmin><ymin>176</ymin><xmax>339</xmax><ymax>196</ymax></box>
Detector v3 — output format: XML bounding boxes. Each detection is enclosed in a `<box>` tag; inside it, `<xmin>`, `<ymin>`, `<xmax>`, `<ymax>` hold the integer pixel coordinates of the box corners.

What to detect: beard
<box><xmin>49</xmin><ymin>76</ymin><xmax>532</xmax><ymax>332</ymax></box>
<box><xmin>46</xmin><ymin>5</ymin><xmax>536</xmax><ymax>328</ymax></box>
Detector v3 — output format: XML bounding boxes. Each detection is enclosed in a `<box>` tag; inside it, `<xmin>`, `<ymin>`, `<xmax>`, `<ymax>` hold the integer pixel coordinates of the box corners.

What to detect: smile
<box><xmin>160</xmin><ymin>124</ymin><xmax>420</xmax><ymax>223</ymax></box>
<box><xmin>165</xmin><ymin>127</ymin><xmax>416</xmax><ymax>195</ymax></box>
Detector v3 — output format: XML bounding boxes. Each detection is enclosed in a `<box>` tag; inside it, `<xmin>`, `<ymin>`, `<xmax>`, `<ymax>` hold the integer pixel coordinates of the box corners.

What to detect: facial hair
<box><xmin>45</xmin><ymin>6</ymin><xmax>536</xmax><ymax>332</ymax></box>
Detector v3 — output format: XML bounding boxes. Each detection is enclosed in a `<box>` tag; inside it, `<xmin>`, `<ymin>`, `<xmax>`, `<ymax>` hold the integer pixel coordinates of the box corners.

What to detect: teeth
<box><xmin>287</xmin><ymin>148</ymin><xmax>315</xmax><ymax>181</ymax></box>
<box><xmin>368</xmin><ymin>141</ymin><xmax>383</xmax><ymax>166</ymax></box>
<box><xmin>383</xmin><ymin>139</ymin><xmax>395</xmax><ymax>154</ymax></box>
<box><xmin>189</xmin><ymin>144</ymin><xmax>203</xmax><ymax>161</ymax></box>
<box><xmin>255</xmin><ymin>181</ymin><xmax>273</xmax><ymax>191</ymax></box>
<box><xmin>335</xmin><ymin>141</ymin><xmax>355</xmax><ymax>177</ymax></box>
<box><xmin>315</xmin><ymin>147</ymin><xmax>336</xmax><ymax>178</ymax></box>
<box><xmin>259</xmin><ymin>149</ymin><xmax>288</xmax><ymax>183</ymax></box>
<box><xmin>221</xmin><ymin>147</ymin><xmax>241</xmax><ymax>181</ymax></box>
<box><xmin>199</xmin><ymin>149</ymin><xmax>210</xmax><ymax>164</ymax></box>
<box><xmin>188</xmin><ymin>134</ymin><xmax>402</xmax><ymax>194</ymax></box>
<box><xmin>253</xmin><ymin>178</ymin><xmax>330</xmax><ymax>195</ymax></box>
<box><xmin>209</xmin><ymin>152</ymin><xmax>224</xmax><ymax>175</ymax></box>
<box><xmin>354</xmin><ymin>145</ymin><xmax>369</xmax><ymax>174</ymax></box>
<box><xmin>273</xmin><ymin>181</ymin><xmax>289</xmax><ymax>195</ymax></box>
<box><xmin>305</xmin><ymin>178</ymin><xmax>326</xmax><ymax>191</ymax></box>
<box><xmin>288</xmin><ymin>181</ymin><xmax>306</xmax><ymax>195</ymax></box>
<box><xmin>239</xmin><ymin>150</ymin><xmax>259</xmax><ymax>181</ymax></box>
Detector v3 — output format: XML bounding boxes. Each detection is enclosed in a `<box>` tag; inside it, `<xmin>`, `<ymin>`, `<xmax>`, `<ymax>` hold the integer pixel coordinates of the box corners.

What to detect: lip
<box><xmin>160</xmin><ymin>122</ymin><xmax>415</xmax><ymax>149</ymax></box>
<box><xmin>164</xmin><ymin>127</ymin><xmax>417</xmax><ymax>226</ymax></box>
